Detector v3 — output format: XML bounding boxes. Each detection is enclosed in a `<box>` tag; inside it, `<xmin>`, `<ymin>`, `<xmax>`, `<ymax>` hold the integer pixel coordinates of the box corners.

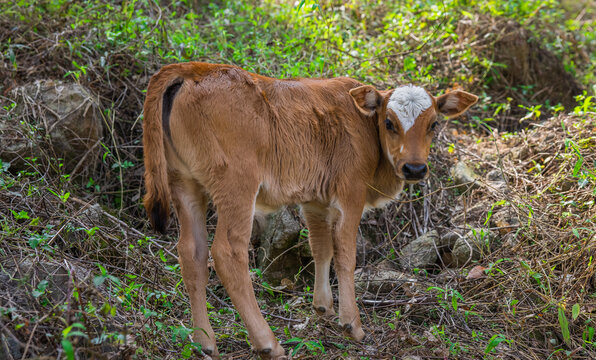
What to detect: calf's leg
<box><xmin>171</xmin><ymin>179</ymin><xmax>217</xmax><ymax>356</ymax></box>
<box><xmin>302</xmin><ymin>203</ymin><xmax>335</xmax><ymax>316</ymax></box>
<box><xmin>210</xmin><ymin>175</ymin><xmax>285</xmax><ymax>359</ymax></box>
<box><xmin>332</xmin><ymin>193</ymin><xmax>366</xmax><ymax>341</ymax></box>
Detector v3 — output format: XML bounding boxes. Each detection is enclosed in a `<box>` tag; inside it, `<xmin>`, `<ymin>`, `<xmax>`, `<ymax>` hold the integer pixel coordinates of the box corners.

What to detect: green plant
<box><xmin>283</xmin><ymin>337</ymin><xmax>326</xmax><ymax>357</ymax></box>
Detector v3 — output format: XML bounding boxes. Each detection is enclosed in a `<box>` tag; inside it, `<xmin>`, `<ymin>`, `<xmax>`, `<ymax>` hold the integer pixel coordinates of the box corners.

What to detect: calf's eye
<box><xmin>385</xmin><ymin>118</ymin><xmax>395</xmax><ymax>131</ymax></box>
<box><xmin>430</xmin><ymin>121</ymin><xmax>439</xmax><ymax>131</ymax></box>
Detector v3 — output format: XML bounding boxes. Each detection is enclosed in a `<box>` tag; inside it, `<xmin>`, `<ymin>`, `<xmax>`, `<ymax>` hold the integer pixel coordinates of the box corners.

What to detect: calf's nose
<box><xmin>402</xmin><ymin>163</ymin><xmax>427</xmax><ymax>180</ymax></box>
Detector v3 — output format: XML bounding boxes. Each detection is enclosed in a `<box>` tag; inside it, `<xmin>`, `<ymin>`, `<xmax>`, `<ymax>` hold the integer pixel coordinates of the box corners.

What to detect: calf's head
<box><xmin>350</xmin><ymin>85</ymin><xmax>478</xmax><ymax>182</ymax></box>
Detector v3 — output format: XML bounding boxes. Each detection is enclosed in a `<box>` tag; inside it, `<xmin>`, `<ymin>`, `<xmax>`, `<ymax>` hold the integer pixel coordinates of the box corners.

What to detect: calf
<box><xmin>142</xmin><ymin>62</ymin><xmax>477</xmax><ymax>358</ymax></box>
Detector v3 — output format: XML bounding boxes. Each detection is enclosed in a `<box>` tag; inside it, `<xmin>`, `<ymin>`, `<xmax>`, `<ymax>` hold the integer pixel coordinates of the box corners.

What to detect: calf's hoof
<box><xmin>314</xmin><ymin>305</ymin><xmax>335</xmax><ymax>317</ymax></box>
<box><xmin>342</xmin><ymin>323</ymin><xmax>365</xmax><ymax>342</ymax></box>
<box><xmin>202</xmin><ymin>347</ymin><xmax>219</xmax><ymax>358</ymax></box>
<box><xmin>256</xmin><ymin>343</ymin><xmax>286</xmax><ymax>360</ymax></box>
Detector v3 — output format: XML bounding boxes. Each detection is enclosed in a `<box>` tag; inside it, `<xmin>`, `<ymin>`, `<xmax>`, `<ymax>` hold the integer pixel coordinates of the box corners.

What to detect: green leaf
<box><xmin>403</xmin><ymin>57</ymin><xmax>416</xmax><ymax>72</ymax></box>
<box><xmin>572</xmin><ymin>304</ymin><xmax>580</xmax><ymax>320</ymax></box>
<box><xmin>573</xmin><ymin>157</ymin><xmax>583</xmax><ymax>177</ymax></box>
<box><xmin>61</xmin><ymin>339</ymin><xmax>75</xmax><ymax>360</ymax></box>
<box><xmin>93</xmin><ymin>275</ymin><xmax>106</xmax><ymax>287</ymax></box>
<box><xmin>485</xmin><ymin>334</ymin><xmax>507</xmax><ymax>354</ymax></box>
<box><xmin>558</xmin><ymin>306</ymin><xmax>570</xmax><ymax>345</ymax></box>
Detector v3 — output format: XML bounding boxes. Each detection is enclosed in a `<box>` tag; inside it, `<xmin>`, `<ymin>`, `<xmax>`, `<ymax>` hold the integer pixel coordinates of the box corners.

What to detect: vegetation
<box><xmin>0</xmin><ymin>0</ymin><xmax>594</xmax><ymax>359</ymax></box>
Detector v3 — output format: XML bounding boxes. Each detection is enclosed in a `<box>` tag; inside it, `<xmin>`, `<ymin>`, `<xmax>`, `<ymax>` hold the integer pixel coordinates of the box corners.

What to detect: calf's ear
<box><xmin>349</xmin><ymin>85</ymin><xmax>383</xmax><ymax>116</ymax></box>
<box><xmin>436</xmin><ymin>90</ymin><xmax>478</xmax><ymax>118</ymax></box>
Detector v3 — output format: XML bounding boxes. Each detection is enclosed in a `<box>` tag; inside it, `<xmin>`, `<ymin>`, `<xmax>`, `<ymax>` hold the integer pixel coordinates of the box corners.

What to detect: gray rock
<box><xmin>450</xmin><ymin>162</ymin><xmax>480</xmax><ymax>191</ymax></box>
<box><xmin>356</xmin><ymin>233</ymin><xmax>371</xmax><ymax>265</ymax></box>
<box><xmin>399</xmin><ymin>230</ymin><xmax>439</xmax><ymax>270</ymax></box>
<box><xmin>80</xmin><ymin>203</ymin><xmax>104</xmax><ymax>224</ymax></box>
<box><xmin>15</xmin><ymin>259</ymin><xmax>91</xmax><ymax>303</ymax></box>
<box><xmin>256</xmin><ymin>207</ymin><xmax>305</xmax><ymax>284</ymax></box>
<box><xmin>450</xmin><ymin>228</ymin><xmax>493</xmax><ymax>267</ymax></box>
<box><xmin>0</xmin><ymin>333</ymin><xmax>22</xmax><ymax>360</ymax></box>
<box><xmin>1</xmin><ymin>80</ymin><xmax>103</xmax><ymax>170</ymax></box>
<box><xmin>438</xmin><ymin>230</ymin><xmax>461</xmax><ymax>249</ymax></box>
<box><xmin>490</xmin><ymin>208</ymin><xmax>521</xmax><ymax>235</ymax></box>
<box><xmin>355</xmin><ymin>265</ymin><xmax>419</xmax><ymax>294</ymax></box>
<box><xmin>486</xmin><ymin>169</ymin><xmax>506</xmax><ymax>182</ymax></box>
<box><xmin>511</xmin><ymin>146</ymin><xmax>530</xmax><ymax>160</ymax></box>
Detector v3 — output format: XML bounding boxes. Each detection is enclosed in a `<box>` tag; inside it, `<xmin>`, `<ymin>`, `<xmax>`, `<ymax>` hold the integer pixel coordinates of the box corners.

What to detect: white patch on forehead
<box><xmin>388</xmin><ymin>85</ymin><xmax>432</xmax><ymax>133</ymax></box>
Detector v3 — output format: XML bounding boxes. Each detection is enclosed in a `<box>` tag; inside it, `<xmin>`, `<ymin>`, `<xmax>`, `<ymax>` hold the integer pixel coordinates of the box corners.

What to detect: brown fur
<box><xmin>142</xmin><ymin>62</ymin><xmax>478</xmax><ymax>358</ymax></box>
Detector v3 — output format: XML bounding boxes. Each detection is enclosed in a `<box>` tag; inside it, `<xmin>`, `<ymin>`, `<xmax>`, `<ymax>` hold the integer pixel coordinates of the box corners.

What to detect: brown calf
<box><xmin>142</xmin><ymin>62</ymin><xmax>477</xmax><ymax>358</ymax></box>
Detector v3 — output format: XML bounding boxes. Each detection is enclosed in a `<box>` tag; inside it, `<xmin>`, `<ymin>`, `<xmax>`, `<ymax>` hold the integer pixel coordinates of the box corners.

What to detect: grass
<box><xmin>0</xmin><ymin>0</ymin><xmax>595</xmax><ymax>359</ymax></box>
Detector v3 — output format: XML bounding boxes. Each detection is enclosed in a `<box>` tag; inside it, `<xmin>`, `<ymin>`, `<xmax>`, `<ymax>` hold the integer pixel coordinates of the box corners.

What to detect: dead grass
<box><xmin>1</xmin><ymin>2</ymin><xmax>595</xmax><ymax>359</ymax></box>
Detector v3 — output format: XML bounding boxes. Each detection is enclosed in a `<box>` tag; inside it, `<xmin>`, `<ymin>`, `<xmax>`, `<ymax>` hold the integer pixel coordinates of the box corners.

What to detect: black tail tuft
<box><xmin>150</xmin><ymin>200</ymin><xmax>168</xmax><ymax>234</ymax></box>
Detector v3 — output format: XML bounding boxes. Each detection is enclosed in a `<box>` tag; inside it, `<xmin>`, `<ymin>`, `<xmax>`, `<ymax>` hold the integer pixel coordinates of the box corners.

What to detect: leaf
<box><xmin>403</xmin><ymin>57</ymin><xmax>416</xmax><ymax>72</ymax></box>
<box><xmin>451</xmin><ymin>295</ymin><xmax>458</xmax><ymax>311</ymax></box>
<box><xmin>61</xmin><ymin>339</ymin><xmax>75</xmax><ymax>360</ymax></box>
<box><xmin>573</xmin><ymin>157</ymin><xmax>583</xmax><ymax>177</ymax></box>
<box><xmin>466</xmin><ymin>265</ymin><xmax>488</xmax><ymax>279</ymax></box>
<box><xmin>485</xmin><ymin>334</ymin><xmax>507</xmax><ymax>354</ymax></box>
<box><xmin>572</xmin><ymin>304</ymin><xmax>580</xmax><ymax>320</ymax></box>
<box><xmin>93</xmin><ymin>275</ymin><xmax>106</xmax><ymax>287</ymax></box>
<box><xmin>558</xmin><ymin>306</ymin><xmax>570</xmax><ymax>345</ymax></box>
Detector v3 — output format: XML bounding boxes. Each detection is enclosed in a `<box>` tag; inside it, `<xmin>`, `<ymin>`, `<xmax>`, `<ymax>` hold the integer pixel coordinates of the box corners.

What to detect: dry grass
<box><xmin>1</xmin><ymin>110</ymin><xmax>594</xmax><ymax>359</ymax></box>
<box><xmin>1</xmin><ymin>1</ymin><xmax>595</xmax><ymax>359</ymax></box>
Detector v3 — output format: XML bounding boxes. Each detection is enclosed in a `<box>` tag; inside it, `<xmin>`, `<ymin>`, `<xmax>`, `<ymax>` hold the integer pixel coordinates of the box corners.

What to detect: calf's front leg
<box><xmin>331</xmin><ymin>196</ymin><xmax>366</xmax><ymax>341</ymax></box>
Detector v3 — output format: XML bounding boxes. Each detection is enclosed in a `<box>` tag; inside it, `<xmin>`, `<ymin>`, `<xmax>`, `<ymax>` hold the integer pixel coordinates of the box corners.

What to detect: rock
<box><xmin>1</xmin><ymin>80</ymin><xmax>103</xmax><ymax>170</ymax></box>
<box><xmin>14</xmin><ymin>259</ymin><xmax>91</xmax><ymax>303</ymax></box>
<box><xmin>486</xmin><ymin>169</ymin><xmax>505</xmax><ymax>182</ymax></box>
<box><xmin>356</xmin><ymin>233</ymin><xmax>371</xmax><ymax>265</ymax></box>
<box><xmin>0</xmin><ymin>333</ymin><xmax>22</xmax><ymax>360</ymax></box>
<box><xmin>511</xmin><ymin>146</ymin><xmax>530</xmax><ymax>160</ymax></box>
<box><xmin>355</xmin><ymin>266</ymin><xmax>419</xmax><ymax>294</ymax></box>
<box><xmin>450</xmin><ymin>162</ymin><xmax>480</xmax><ymax>191</ymax></box>
<box><xmin>490</xmin><ymin>208</ymin><xmax>520</xmax><ymax>236</ymax></box>
<box><xmin>256</xmin><ymin>207</ymin><xmax>306</xmax><ymax>284</ymax></box>
<box><xmin>438</xmin><ymin>230</ymin><xmax>461</xmax><ymax>249</ymax></box>
<box><xmin>399</xmin><ymin>230</ymin><xmax>439</xmax><ymax>270</ymax></box>
<box><xmin>80</xmin><ymin>203</ymin><xmax>105</xmax><ymax>224</ymax></box>
<box><xmin>450</xmin><ymin>228</ymin><xmax>493</xmax><ymax>267</ymax></box>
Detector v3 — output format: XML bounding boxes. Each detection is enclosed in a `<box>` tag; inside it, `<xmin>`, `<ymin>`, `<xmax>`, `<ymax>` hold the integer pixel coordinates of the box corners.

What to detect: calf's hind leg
<box><xmin>171</xmin><ymin>179</ymin><xmax>217</xmax><ymax>356</ymax></box>
<box><xmin>210</xmin><ymin>174</ymin><xmax>285</xmax><ymax>359</ymax></box>
<box><xmin>302</xmin><ymin>203</ymin><xmax>335</xmax><ymax>317</ymax></box>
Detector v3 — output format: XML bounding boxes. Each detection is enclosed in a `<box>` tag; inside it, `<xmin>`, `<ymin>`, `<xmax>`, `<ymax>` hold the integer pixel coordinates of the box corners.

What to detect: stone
<box><xmin>255</xmin><ymin>207</ymin><xmax>306</xmax><ymax>284</ymax></box>
<box><xmin>450</xmin><ymin>162</ymin><xmax>480</xmax><ymax>191</ymax></box>
<box><xmin>490</xmin><ymin>208</ymin><xmax>521</xmax><ymax>236</ymax></box>
<box><xmin>438</xmin><ymin>230</ymin><xmax>460</xmax><ymax>249</ymax></box>
<box><xmin>355</xmin><ymin>266</ymin><xmax>419</xmax><ymax>294</ymax></box>
<box><xmin>0</xmin><ymin>333</ymin><xmax>22</xmax><ymax>360</ymax></box>
<box><xmin>1</xmin><ymin>80</ymin><xmax>103</xmax><ymax>170</ymax></box>
<box><xmin>450</xmin><ymin>228</ymin><xmax>493</xmax><ymax>267</ymax></box>
<box><xmin>356</xmin><ymin>233</ymin><xmax>371</xmax><ymax>265</ymax></box>
<box><xmin>13</xmin><ymin>259</ymin><xmax>91</xmax><ymax>303</ymax></box>
<box><xmin>399</xmin><ymin>230</ymin><xmax>439</xmax><ymax>270</ymax></box>
<box><xmin>511</xmin><ymin>145</ymin><xmax>530</xmax><ymax>160</ymax></box>
<box><xmin>486</xmin><ymin>169</ymin><xmax>506</xmax><ymax>182</ymax></box>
